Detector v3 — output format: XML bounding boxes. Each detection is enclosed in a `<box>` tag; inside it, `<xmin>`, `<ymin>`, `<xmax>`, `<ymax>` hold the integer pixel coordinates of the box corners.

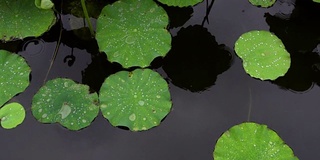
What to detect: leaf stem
<box><xmin>81</xmin><ymin>0</ymin><xmax>95</xmax><ymax>37</ymax></box>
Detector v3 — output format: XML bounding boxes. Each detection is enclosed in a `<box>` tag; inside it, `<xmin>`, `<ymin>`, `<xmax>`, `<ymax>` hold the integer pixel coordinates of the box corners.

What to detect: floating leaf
<box><xmin>96</xmin><ymin>0</ymin><xmax>171</xmax><ymax>68</ymax></box>
<box><xmin>235</xmin><ymin>30</ymin><xmax>291</xmax><ymax>80</ymax></box>
<box><xmin>0</xmin><ymin>102</ymin><xmax>26</xmax><ymax>129</ymax></box>
<box><xmin>32</xmin><ymin>78</ymin><xmax>99</xmax><ymax>130</ymax></box>
<box><xmin>35</xmin><ymin>0</ymin><xmax>54</xmax><ymax>9</ymax></box>
<box><xmin>249</xmin><ymin>0</ymin><xmax>276</xmax><ymax>7</ymax></box>
<box><xmin>99</xmin><ymin>69</ymin><xmax>172</xmax><ymax>131</ymax></box>
<box><xmin>157</xmin><ymin>0</ymin><xmax>204</xmax><ymax>7</ymax></box>
<box><xmin>0</xmin><ymin>0</ymin><xmax>56</xmax><ymax>41</ymax></box>
<box><xmin>213</xmin><ymin>122</ymin><xmax>299</xmax><ymax>160</ymax></box>
<box><xmin>0</xmin><ymin>50</ymin><xmax>31</xmax><ymax>107</ymax></box>
<box><xmin>314</xmin><ymin>0</ymin><xmax>320</xmax><ymax>3</ymax></box>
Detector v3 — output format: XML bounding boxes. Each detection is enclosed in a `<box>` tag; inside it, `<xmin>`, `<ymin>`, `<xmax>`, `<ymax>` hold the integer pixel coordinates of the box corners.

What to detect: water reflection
<box><xmin>266</xmin><ymin>0</ymin><xmax>320</xmax><ymax>92</ymax></box>
<box><xmin>162</xmin><ymin>25</ymin><xmax>232</xmax><ymax>92</ymax></box>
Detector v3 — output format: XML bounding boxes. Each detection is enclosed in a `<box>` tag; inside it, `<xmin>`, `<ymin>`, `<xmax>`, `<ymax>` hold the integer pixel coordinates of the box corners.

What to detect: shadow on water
<box><xmin>162</xmin><ymin>25</ymin><xmax>233</xmax><ymax>92</ymax></box>
<box><xmin>266</xmin><ymin>0</ymin><xmax>320</xmax><ymax>92</ymax></box>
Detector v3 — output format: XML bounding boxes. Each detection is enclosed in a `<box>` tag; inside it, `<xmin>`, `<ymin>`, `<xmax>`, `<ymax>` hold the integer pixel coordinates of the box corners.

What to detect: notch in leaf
<box><xmin>99</xmin><ymin>69</ymin><xmax>172</xmax><ymax>131</ymax></box>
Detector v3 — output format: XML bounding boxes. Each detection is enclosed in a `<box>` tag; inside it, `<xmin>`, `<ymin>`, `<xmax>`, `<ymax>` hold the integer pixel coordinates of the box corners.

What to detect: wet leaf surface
<box><xmin>158</xmin><ymin>0</ymin><xmax>203</xmax><ymax>7</ymax></box>
<box><xmin>0</xmin><ymin>102</ymin><xmax>26</xmax><ymax>129</ymax></box>
<box><xmin>99</xmin><ymin>69</ymin><xmax>172</xmax><ymax>131</ymax></box>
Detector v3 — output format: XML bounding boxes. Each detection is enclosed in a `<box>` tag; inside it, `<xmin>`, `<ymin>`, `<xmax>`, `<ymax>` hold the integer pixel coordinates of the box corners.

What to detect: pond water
<box><xmin>1</xmin><ymin>0</ymin><xmax>320</xmax><ymax>159</ymax></box>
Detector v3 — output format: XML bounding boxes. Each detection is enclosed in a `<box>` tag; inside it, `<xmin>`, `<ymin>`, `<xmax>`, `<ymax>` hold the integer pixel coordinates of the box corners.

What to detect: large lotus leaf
<box><xmin>0</xmin><ymin>50</ymin><xmax>31</xmax><ymax>107</ymax></box>
<box><xmin>99</xmin><ymin>69</ymin><xmax>172</xmax><ymax>131</ymax></box>
<box><xmin>235</xmin><ymin>30</ymin><xmax>291</xmax><ymax>80</ymax></box>
<box><xmin>96</xmin><ymin>0</ymin><xmax>171</xmax><ymax>68</ymax></box>
<box><xmin>249</xmin><ymin>0</ymin><xmax>276</xmax><ymax>7</ymax></box>
<box><xmin>32</xmin><ymin>78</ymin><xmax>99</xmax><ymax>130</ymax></box>
<box><xmin>213</xmin><ymin>122</ymin><xmax>299</xmax><ymax>160</ymax></box>
<box><xmin>0</xmin><ymin>0</ymin><xmax>55</xmax><ymax>41</ymax></box>
<box><xmin>0</xmin><ymin>102</ymin><xmax>26</xmax><ymax>129</ymax></box>
<box><xmin>157</xmin><ymin>0</ymin><xmax>204</xmax><ymax>7</ymax></box>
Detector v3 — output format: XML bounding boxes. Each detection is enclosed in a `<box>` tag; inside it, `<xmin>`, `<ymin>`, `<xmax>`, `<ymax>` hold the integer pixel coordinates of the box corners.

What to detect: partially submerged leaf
<box><xmin>0</xmin><ymin>50</ymin><xmax>31</xmax><ymax>107</ymax></box>
<box><xmin>235</xmin><ymin>30</ymin><xmax>291</xmax><ymax>80</ymax></box>
<box><xmin>157</xmin><ymin>0</ymin><xmax>204</xmax><ymax>7</ymax></box>
<box><xmin>213</xmin><ymin>122</ymin><xmax>299</xmax><ymax>160</ymax></box>
<box><xmin>0</xmin><ymin>102</ymin><xmax>26</xmax><ymax>129</ymax></box>
<box><xmin>249</xmin><ymin>0</ymin><xmax>276</xmax><ymax>7</ymax></box>
<box><xmin>99</xmin><ymin>69</ymin><xmax>172</xmax><ymax>131</ymax></box>
<box><xmin>0</xmin><ymin>0</ymin><xmax>56</xmax><ymax>41</ymax></box>
<box><xmin>32</xmin><ymin>78</ymin><xmax>99</xmax><ymax>130</ymax></box>
<box><xmin>96</xmin><ymin>0</ymin><xmax>171</xmax><ymax>68</ymax></box>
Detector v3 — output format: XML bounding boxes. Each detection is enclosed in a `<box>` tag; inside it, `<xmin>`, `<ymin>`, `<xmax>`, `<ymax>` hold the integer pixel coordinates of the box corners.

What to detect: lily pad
<box><xmin>0</xmin><ymin>50</ymin><xmax>31</xmax><ymax>107</ymax></box>
<box><xmin>0</xmin><ymin>0</ymin><xmax>56</xmax><ymax>41</ymax></box>
<box><xmin>313</xmin><ymin>0</ymin><xmax>320</xmax><ymax>3</ymax></box>
<box><xmin>96</xmin><ymin>0</ymin><xmax>171</xmax><ymax>68</ymax></box>
<box><xmin>99</xmin><ymin>69</ymin><xmax>172</xmax><ymax>131</ymax></box>
<box><xmin>213</xmin><ymin>122</ymin><xmax>299</xmax><ymax>160</ymax></box>
<box><xmin>249</xmin><ymin>0</ymin><xmax>276</xmax><ymax>7</ymax></box>
<box><xmin>157</xmin><ymin>0</ymin><xmax>204</xmax><ymax>7</ymax></box>
<box><xmin>31</xmin><ymin>78</ymin><xmax>99</xmax><ymax>130</ymax></box>
<box><xmin>235</xmin><ymin>30</ymin><xmax>291</xmax><ymax>80</ymax></box>
<box><xmin>0</xmin><ymin>102</ymin><xmax>26</xmax><ymax>129</ymax></box>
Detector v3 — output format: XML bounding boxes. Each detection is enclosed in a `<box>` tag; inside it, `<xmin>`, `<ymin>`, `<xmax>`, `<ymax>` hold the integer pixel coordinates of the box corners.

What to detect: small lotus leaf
<box><xmin>213</xmin><ymin>122</ymin><xmax>299</xmax><ymax>160</ymax></box>
<box><xmin>158</xmin><ymin>0</ymin><xmax>203</xmax><ymax>7</ymax></box>
<box><xmin>235</xmin><ymin>30</ymin><xmax>291</xmax><ymax>80</ymax></box>
<box><xmin>0</xmin><ymin>0</ymin><xmax>55</xmax><ymax>41</ymax></box>
<box><xmin>35</xmin><ymin>0</ymin><xmax>54</xmax><ymax>9</ymax></box>
<box><xmin>32</xmin><ymin>78</ymin><xmax>99</xmax><ymax>130</ymax></box>
<box><xmin>99</xmin><ymin>69</ymin><xmax>172</xmax><ymax>131</ymax></box>
<box><xmin>0</xmin><ymin>50</ymin><xmax>31</xmax><ymax>107</ymax></box>
<box><xmin>249</xmin><ymin>0</ymin><xmax>276</xmax><ymax>7</ymax></box>
<box><xmin>96</xmin><ymin>0</ymin><xmax>171</xmax><ymax>68</ymax></box>
<box><xmin>0</xmin><ymin>102</ymin><xmax>26</xmax><ymax>129</ymax></box>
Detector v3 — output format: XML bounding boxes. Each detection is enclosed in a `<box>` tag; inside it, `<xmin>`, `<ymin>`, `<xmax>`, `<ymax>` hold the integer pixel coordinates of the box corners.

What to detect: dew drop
<box><xmin>82</xmin><ymin>119</ymin><xmax>87</xmax><ymax>123</ymax></box>
<box><xmin>42</xmin><ymin>114</ymin><xmax>47</xmax><ymax>118</ymax></box>
<box><xmin>129</xmin><ymin>113</ymin><xmax>136</xmax><ymax>121</ymax></box>
<box><xmin>58</xmin><ymin>103</ymin><xmax>72</xmax><ymax>119</ymax></box>
<box><xmin>101</xmin><ymin>104</ymin><xmax>107</xmax><ymax>108</ymax></box>
<box><xmin>138</xmin><ymin>101</ymin><xmax>144</xmax><ymax>106</ymax></box>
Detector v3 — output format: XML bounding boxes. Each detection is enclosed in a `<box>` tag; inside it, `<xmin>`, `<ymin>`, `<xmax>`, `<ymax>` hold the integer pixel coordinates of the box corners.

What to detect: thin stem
<box><xmin>247</xmin><ymin>87</ymin><xmax>252</xmax><ymax>122</ymax></box>
<box><xmin>81</xmin><ymin>0</ymin><xmax>95</xmax><ymax>37</ymax></box>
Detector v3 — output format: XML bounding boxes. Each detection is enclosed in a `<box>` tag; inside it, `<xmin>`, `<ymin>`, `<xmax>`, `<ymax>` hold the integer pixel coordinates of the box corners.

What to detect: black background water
<box><xmin>1</xmin><ymin>0</ymin><xmax>320</xmax><ymax>159</ymax></box>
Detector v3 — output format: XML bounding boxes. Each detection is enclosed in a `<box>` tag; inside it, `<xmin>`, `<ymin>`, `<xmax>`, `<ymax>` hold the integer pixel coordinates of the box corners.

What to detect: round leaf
<box><xmin>235</xmin><ymin>30</ymin><xmax>291</xmax><ymax>80</ymax></box>
<box><xmin>96</xmin><ymin>0</ymin><xmax>171</xmax><ymax>68</ymax></box>
<box><xmin>99</xmin><ymin>69</ymin><xmax>172</xmax><ymax>131</ymax></box>
<box><xmin>157</xmin><ymin>0</ymin><xmax>204</xmax><ymax>7</ymax></box>
<box><xmin>213</xmin><ymin>122</ymin><xmax>299</xmax><ymax>160</ymax></box>
<box><xmin>0</xmin><ymin>0</ymin><xmax>56</xmax><ymax>41</ymax></box>
<box><xmin>32</xmin><ymin>78</ymin><xmax>99</xmax><ymax>130</ymax></box>
<box><xmin>0</xmin><ymin>50</ymin><xmax>31</xmax><ymax>107</ymax></box>
<box><xmin>0</xmin><ymin>102</ymin><xmax>26</xmax><ymax>129</ymax></box>
<box><xmin>249</xmin><ymin>0</ymin><xmax>276</xmax><ymax>8</ymax></box>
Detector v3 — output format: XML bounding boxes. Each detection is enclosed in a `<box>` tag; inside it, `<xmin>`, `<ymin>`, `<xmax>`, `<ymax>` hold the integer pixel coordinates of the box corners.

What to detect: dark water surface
<box><xmin>1</xmin><ymin>0</ymin><xmax>320</xmax><ymax>159</ymax></box>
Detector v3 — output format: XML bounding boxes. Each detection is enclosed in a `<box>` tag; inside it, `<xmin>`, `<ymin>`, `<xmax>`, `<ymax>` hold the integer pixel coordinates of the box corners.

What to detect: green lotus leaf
<box><xmin>96</xmin><ymin>0</ymin><xmax>171</xmax><ymax>68</ymax></box>
<box><xmin>235</xmin><ymin>30</ymin><xmax>291</xmax><ymax>80</ymax></box>
<box><xmin>35</xmin><ymin>0</ymin><xmax>54</xmax><ymax>9</ymax></box>
<box><xmin>0</xmin><ymin>50</ymin><xmax>31</xmax><ymax>107</ymax></box>
<box><xmin>31</xmin><ymin>78</ymin><xmax>99</xmax><ymax>130</ymax></box>
<box><xmin>157</xmin><ymin>0</ymin><xmax>204</xmax><ymax>7</ymax></box>
<box><xmin>313</xmin><ymin>0</ymin><xmax>320</xmax><ymax>3</ymax></box>
<box><xmin>213</xmin><ymin>122</ymin><xmax>299</xmax><ymax>160</ymax></box>
<box><xmin>249</xmin><ymin>0</ymin><xmax>276</xmax><ymax>7</ymax></box>
<box><xmin>99</xmin><ymin>69</ymin><xmax>172</xmax><ymax>131</ymax></box>
<box><xmin>0</xmin><ymin>102</ymin><xmax>26</xmax><ymax>129</ymax></box>
<box><xmin>0</xmin><ymin>0</ymin><xmax>56</xmax><ymax>41</ymax></box>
